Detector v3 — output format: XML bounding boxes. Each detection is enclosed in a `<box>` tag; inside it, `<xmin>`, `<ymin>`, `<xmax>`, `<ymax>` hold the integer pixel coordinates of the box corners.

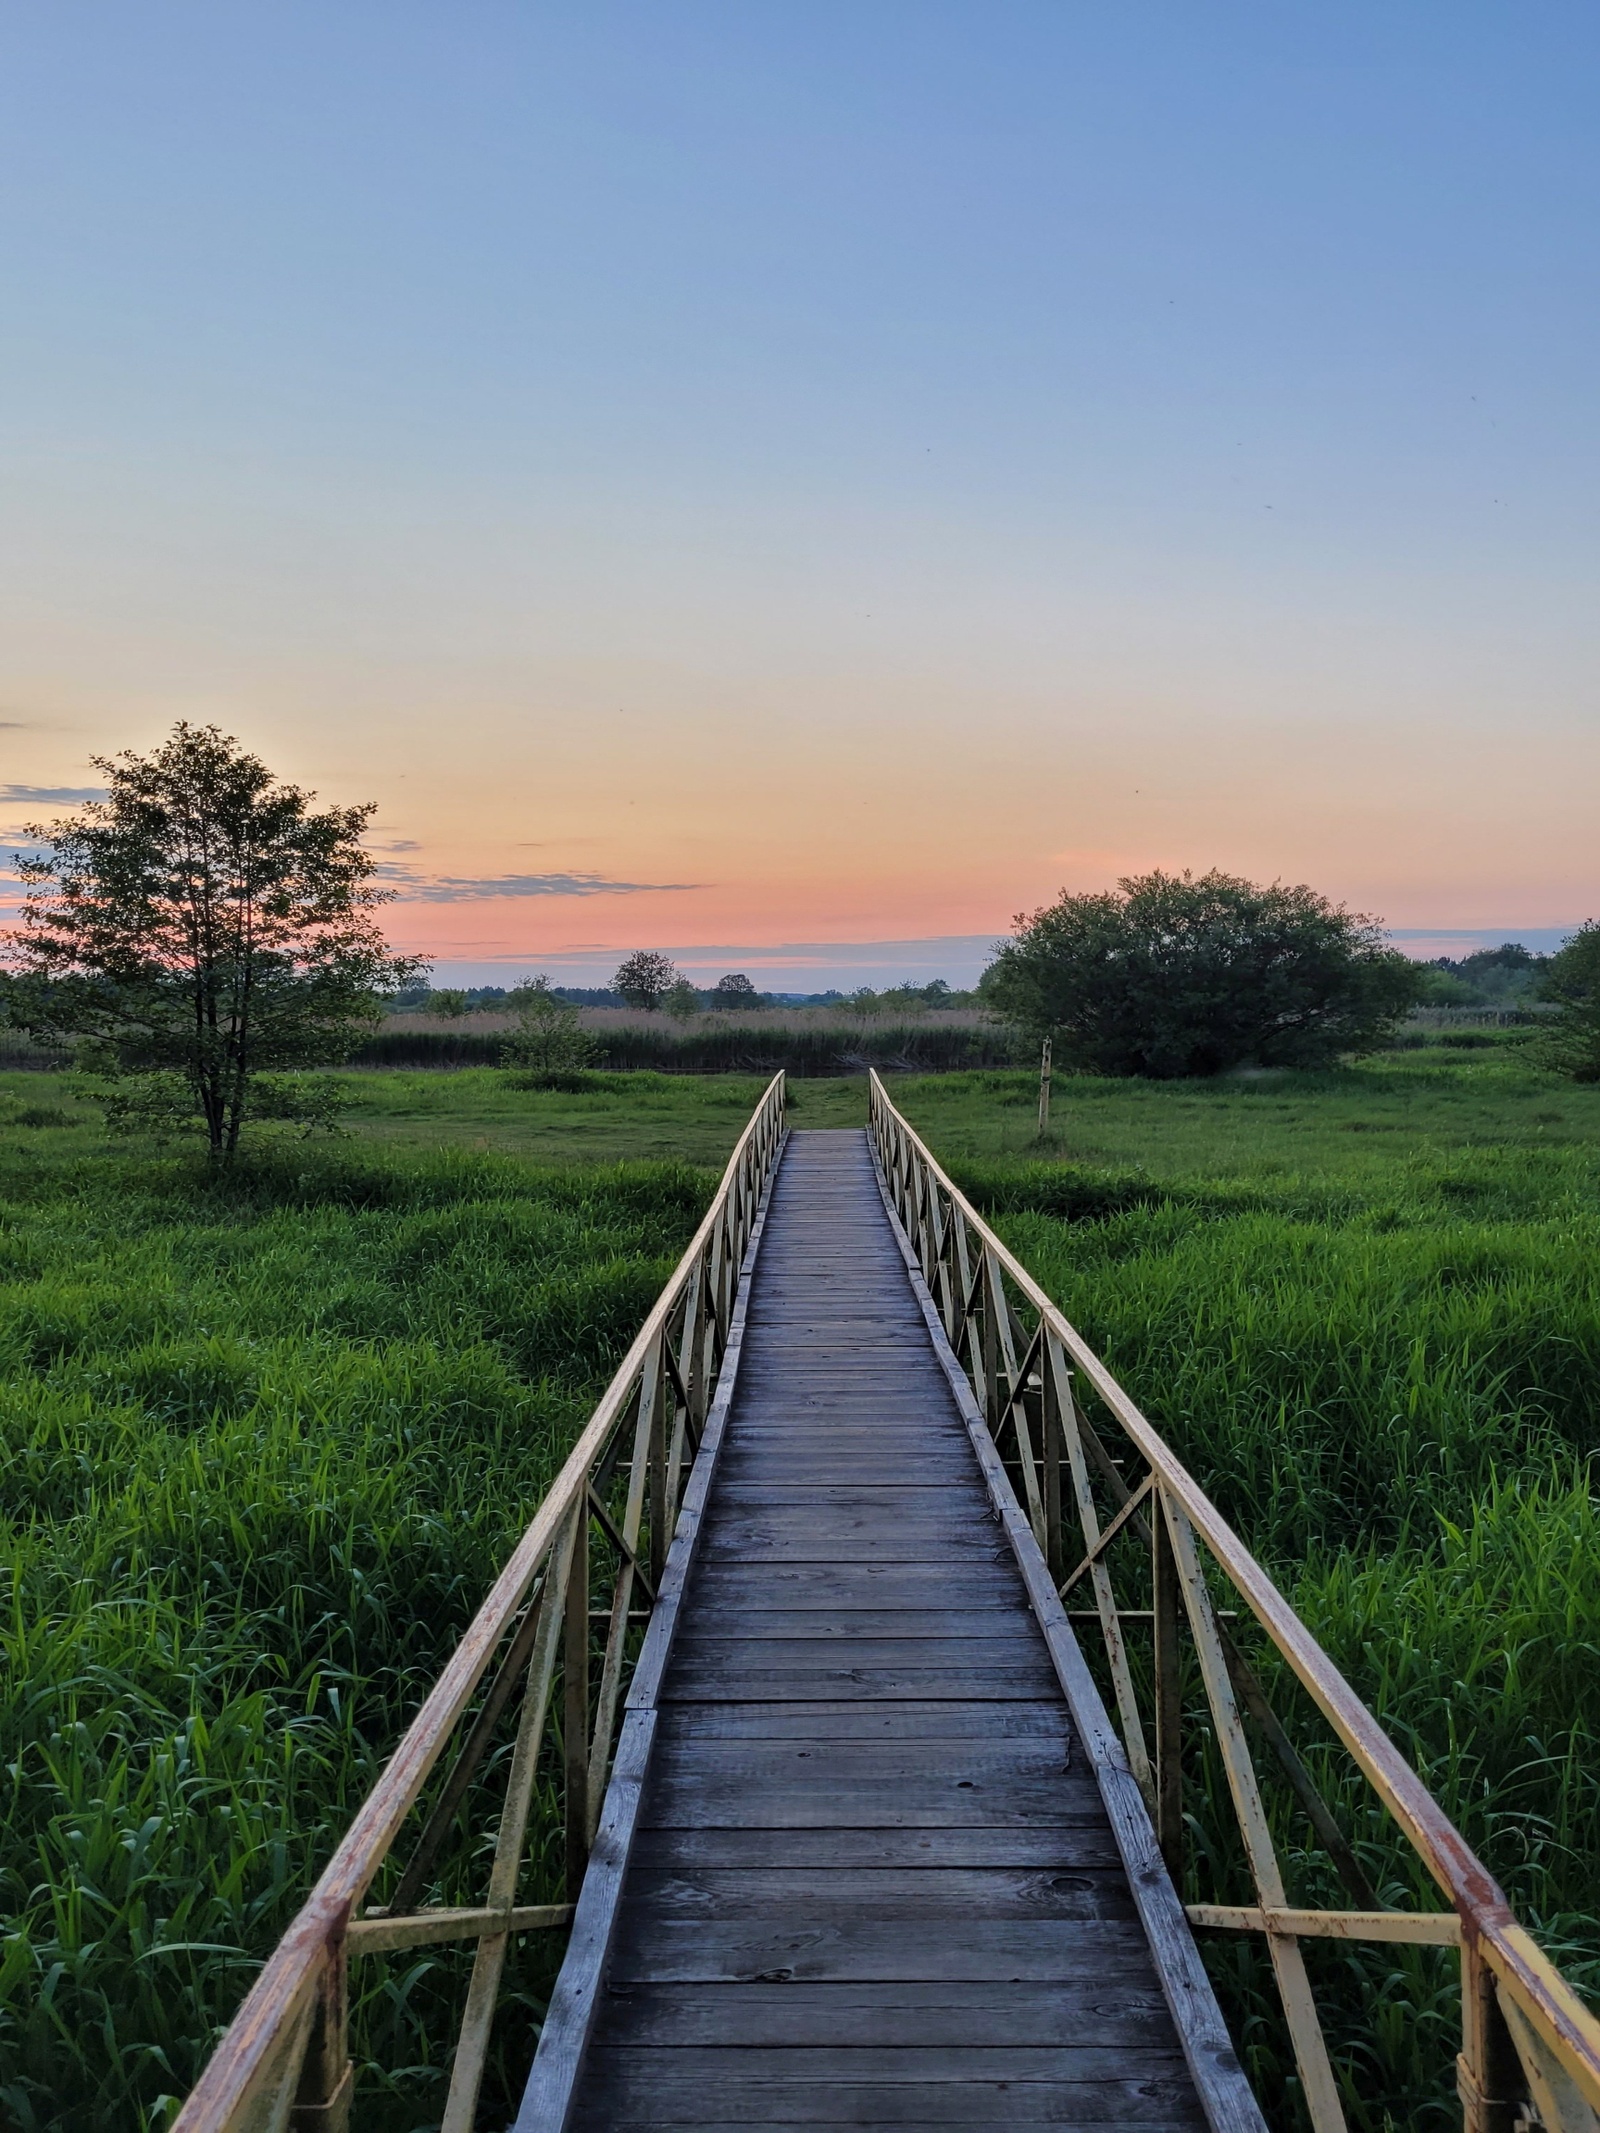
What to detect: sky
<box><xmin>2</xmin><ymin>3</ymin><xmax>1596</xmax><ymax>988</ymax></box>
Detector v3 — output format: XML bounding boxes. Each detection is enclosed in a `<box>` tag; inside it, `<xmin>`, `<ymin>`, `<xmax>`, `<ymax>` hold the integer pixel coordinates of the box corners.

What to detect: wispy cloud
<box><xmin>392</xmin><ymin>869</ymin><xmax>699</xmax><ymax>902</ymax></box>
<box><xmin>0</xmin><ymin>784</ymin><xmax>107</xmax><ymax>804</ymax></box>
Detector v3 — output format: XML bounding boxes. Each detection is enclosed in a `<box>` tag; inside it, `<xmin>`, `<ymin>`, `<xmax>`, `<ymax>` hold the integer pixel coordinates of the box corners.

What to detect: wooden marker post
<box><xmin>1038</xmin><ymin>1038</ymin><xmax>1053</xmax><ymax>1135</ymax></box>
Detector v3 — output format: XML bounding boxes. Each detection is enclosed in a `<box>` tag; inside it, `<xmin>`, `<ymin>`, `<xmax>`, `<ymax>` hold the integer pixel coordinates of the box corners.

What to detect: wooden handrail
<box><xmin>175</xmin><ymin>1073</ymin><xmax>787</xmax><ymax>2133</ymax></box>
<box><xmin>868</xmin><ymin>1069</ymin><xmax>1600</xmax><ymax>2131</ymax></box>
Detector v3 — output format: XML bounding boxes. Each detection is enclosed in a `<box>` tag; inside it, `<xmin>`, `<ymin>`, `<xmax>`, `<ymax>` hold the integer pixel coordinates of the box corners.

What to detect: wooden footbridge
<box><xmin>179</xmin><ymin>1076</ymin><xmax>1600</xmax><ymax>2133</ymax></box>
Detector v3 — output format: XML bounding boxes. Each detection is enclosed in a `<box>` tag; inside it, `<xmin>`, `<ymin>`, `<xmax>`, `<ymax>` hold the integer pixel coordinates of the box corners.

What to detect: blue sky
<box><xmin>2</xmin><ymin>4</ymin><xmax>1596</xmax><ymax>986</ymax></box>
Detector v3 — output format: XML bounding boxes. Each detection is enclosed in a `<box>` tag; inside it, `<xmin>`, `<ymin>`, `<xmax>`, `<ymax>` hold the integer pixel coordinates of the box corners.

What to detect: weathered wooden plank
<box><xmin>684</xmin><ymin>1561</ymin><xmax>1025</xmax><ymax>1607</ymax></box>
<box><xmin>584</xmin><ymin>2045</ymin><xmax>1195</xmax><ymax>2084</ymax></box>
<box><xmin>663</xmin><ymin>1662</ymin><xmax>1058</xmax><ymax>1702</ymax></box>
<box><xmin>665</xmin><ymin>1607</ymin><xmax>1036</xmax><ymax>1640</ymax></box>
<box><xmin>711</xmin><ymin>1463</ymin><xmax>974</xmax><ymax>1487</ymax></box>
<box><xmin>590</xmin><ymin>2121</ymin><xmax>1206</xmax><ymax>2132</ymax></box>
<box><xmin>576</xmin><ymin>2060</ymin><xmax>1205</xmax><ymax>2124</ymax></box>
<box><xmin>671</xmin><ymin>1623</ymin><xmax>1047</xmax><ymax>1655</ymax></box>
<box><xmin>629</xmin><ymin>1825</ymin><xmax>1119</xmax><ymax>1870</ymax></box>
<box><xmin>699</xmin><ymin>1530</ymin><xmax>1013</xmax><ymax>1564</ymax></box>
<box><xmin>719</xmin><ymin>1417</ymin><xmax>967</xmax><ymax>1435</ymax></box>
<box><xmin>654</xmin><ymin>1700</ymin><xmax>1072</xmax><ymax>1740</ymax></box>
<box><xmin>715</xmin><ymin>1419</ymin><xmax>968</xmax><ymax>1437</ymax></box>
<box><xmin>712</xmin><ymin>1473</ymin><xmax>991</xmax><ymax>1496</ymax></box>
<box><xmin>640</xmin><ymin>1776</ymin><xmax>1107</xmax><ymax>1829</ymax></box>
<box><xmin>606</xmin><ymin>1917</ymin><xmax>1168</xmax><ymax>1983</ymax></box>
<box><xmin>646</xmin><ymin>1735</ymin><xmax>1086</xmax><ymax>1784</ymax></box>
<box><xmin>623</xmin><ymin>1865</ymin><xmax>1138</xmax><ymax>1921</ymax></box>
<box><xmin>716</xmin><ymin>1435</ymin><xmax>973</xmax><ymax>1459</ymax></box>
<box><xmin>589</xmin><ymin>1977</ymin><xmax>1178</xmax><ymax>2048</ymax></box>
<box><xmin>590</xmin><ymin>2121</ymin><xmax>1205</xmax><ymax>2132</ymax></box>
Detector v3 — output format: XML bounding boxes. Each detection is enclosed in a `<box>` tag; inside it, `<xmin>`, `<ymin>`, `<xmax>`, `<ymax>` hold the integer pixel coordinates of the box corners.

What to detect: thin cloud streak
<box><xmin>0</xmin><ymin>784</ymin><xmax>108</xmax><ymax>804</ymax></box>
<box><xmin>376</xmin><ymin>863</ymin><xmax>699</xmax><ymax>902</ymax></box>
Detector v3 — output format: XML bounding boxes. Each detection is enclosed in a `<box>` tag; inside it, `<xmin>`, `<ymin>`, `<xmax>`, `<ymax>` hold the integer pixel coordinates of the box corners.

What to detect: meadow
<box><xmin>1</xmin><ymin>1048</ymin><xmax>1597</xmax><ymax>2130</ymax></box>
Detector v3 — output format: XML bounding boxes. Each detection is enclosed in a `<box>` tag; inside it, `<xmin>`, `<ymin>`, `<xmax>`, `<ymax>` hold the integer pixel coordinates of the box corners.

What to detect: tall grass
<box><xmin>0</xmin><ymin>1128</ymin><xmax>713</xmax><ymax>2131</ymax></box>
<box><xmin>354</xmin><ymin>1021</ymin><xmax>1017</xmax><ymax>1074</ymax></box>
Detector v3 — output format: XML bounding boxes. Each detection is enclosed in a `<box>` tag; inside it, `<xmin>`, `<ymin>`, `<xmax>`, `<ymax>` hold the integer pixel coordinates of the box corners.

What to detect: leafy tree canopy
<box><xmin>980</xmin><ymin>869</ymin><xmax>1422</xmax><ymax>1078</ymax></box>
<box><xmin>711</xmin><ymin>972</ymin><xmax>760</xmax><ymax>1008</ymax></box>
<box><xmin>1421</xmin><ymin>941</ymin><xmax>1550</xmax><ymax>1008</ymax></box>
<box><xmin>612</xmin><ymin>949</ymin><xmax>680</xmax><ymax>1011</ymax></box>
<box><xmin>3</xmin><ymin>722</ymin><xmax>422</xmax><ymax>1155</ymax></box>
<box><xmin>1532</xmin><ymin>922</ymin><xmax>1600</xmax><ymax>1081</ymax></box>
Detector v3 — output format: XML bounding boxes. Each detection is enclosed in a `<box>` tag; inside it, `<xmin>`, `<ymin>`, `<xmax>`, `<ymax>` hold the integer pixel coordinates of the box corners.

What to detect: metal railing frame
<box><xmin>173</xmin><ymin>1073</ymin><xmax>787</xmax><ymax>2133</ymax></box>
<box><xmin>870</xmin><ymin>1070</ymin><xmax>1600</xmax><ymax>2133</ymax></box>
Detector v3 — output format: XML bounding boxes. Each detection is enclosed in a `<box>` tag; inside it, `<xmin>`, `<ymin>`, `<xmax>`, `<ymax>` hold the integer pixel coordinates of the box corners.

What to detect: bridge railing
<box><xmin>173</xmin><ymin>1073</ymin><xmax>787</xmax><ymax>2133</ymax></box>
<box><xmin>869</xmin><ymin>1069</ymin><xmax>1600</xmax><ymax>2133</ymax></box>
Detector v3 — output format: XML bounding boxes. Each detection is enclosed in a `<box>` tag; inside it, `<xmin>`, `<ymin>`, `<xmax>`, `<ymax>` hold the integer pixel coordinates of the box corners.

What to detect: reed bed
<box><xmin>355</xmin><ymin>1018</ymin><xmax>1017</xmax><ymax>1073</ymax></box>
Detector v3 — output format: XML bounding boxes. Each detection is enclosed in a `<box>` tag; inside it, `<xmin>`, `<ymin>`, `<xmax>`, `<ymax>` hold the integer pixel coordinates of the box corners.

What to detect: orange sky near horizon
<box><xmin>2</xmin><ymin>7</ymin><xmax>1596</xmax><ymax>977</ymax></box>
<box><xmin>4</xmin><ymin>656</ymin><xmax>1594</xmax><ymax>975</ymax></box>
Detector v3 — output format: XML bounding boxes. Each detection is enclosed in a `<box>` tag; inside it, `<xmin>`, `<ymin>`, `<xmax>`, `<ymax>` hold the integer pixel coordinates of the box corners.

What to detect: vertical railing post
<box><xmin>290</xmin><ymin>1948</ymin><xmax>352</xmax><ymax>2130</ymax></box>
<box><xmin>1457</xmin><ymin>1946</ymin><xmax>1523</xmax><ymax>2133</ymax></box>
<box><xmin>1042</xmin><ymin>1333</ymin><xmax>1064</xmax><ymax>1582</ymax></box>
<box><xmin>979</xmin><ymin>1251</ymin><xmax>1000</xmax><ymax>1434</ymax></box>
<box><xmin>563</xmin><ymin>1505</ymin><xmax>590</xmax><ymax>1898</ymax></box>
<box><xmin>1164</xmin><ymin>1495</ymin><xmax>1348</xmax><ymax>2132</ymax></box>
<box><xmin>442</xmin><ymin>1532</ymin><xmax>570</xmax><ymax>2133</ymax></box>
<box><xmin>1152</xmin><ymin>1487</ymin><xmax>1184</xmax><ymax>1883</ymax></box>
<box><xmin>680</xmin><ymin>1265</ymin><xmax>707</xmax><ymax>1436</ymax></box>
<box><xmin>646</xmin><ymin>1332</ymin><xmax>669</xmax><ymax>1591</ymax></box>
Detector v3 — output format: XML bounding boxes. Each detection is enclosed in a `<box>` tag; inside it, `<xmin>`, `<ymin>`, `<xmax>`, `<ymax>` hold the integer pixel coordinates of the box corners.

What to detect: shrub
<box><xmin>981</xmin><ymin>869</ymin><xmax>1423</xmax><ymax>1077</ymax></box>
<box><xmin>1531</xmin><ymin>922</ymin><xmax>1600</xmax><ymax>1081</ymax></box>
<box><xmin>499</xmin><ymin>978</ymin><xmax>598</xmax><ymax>1075</ymax></box>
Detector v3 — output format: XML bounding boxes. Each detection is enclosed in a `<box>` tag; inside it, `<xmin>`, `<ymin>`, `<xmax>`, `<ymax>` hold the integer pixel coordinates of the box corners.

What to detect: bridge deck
<box><xmin>549</xmin><ymin>1129</ymin><xmax>1217</xmax><ymax>2128</ymax></box>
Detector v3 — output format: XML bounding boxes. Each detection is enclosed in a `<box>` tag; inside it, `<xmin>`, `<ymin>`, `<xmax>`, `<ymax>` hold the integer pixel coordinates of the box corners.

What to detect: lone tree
<box><xmin>711</xmin><ymin>972</ymin><xmax>759</xmax><ymax>1010</ymax></box>
<box><xmin>981</xmin><ymin>869</ymin><xmax>1421</xmax><ymax>1077</ymax></box>
<box><xmin>501</xmin><ymin>975</ymin><xmax>597</xmax><ymax>1074</ymax></box>
<box><xmin>613</xmin><ymin>949</ymin><xmax>680</xmax><ymax>1012</ymax></box>
<box><xmin>3</xmin><ymin>722</ymin><xmax>422</xmax><ymax>1156</ymax></box>
<box><xmin>1533</xmin><ymin>921</ymin><xmax>1600</xmax><ymax>1081</ymax></box>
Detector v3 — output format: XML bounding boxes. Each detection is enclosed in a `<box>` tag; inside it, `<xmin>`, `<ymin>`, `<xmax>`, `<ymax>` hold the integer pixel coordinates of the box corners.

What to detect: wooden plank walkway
<box><xmin>525</xmin><ymin>1129</ymin><xmax>1245</xmax><ymax>2130</ymax></box>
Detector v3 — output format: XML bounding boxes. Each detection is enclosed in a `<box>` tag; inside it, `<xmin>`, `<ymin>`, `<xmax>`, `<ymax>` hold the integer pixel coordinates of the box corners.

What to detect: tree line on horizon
<box><xmin>398</xmin><ymin>972</ymin><xmax>975</xmax><ymax>1018</ymax></box>
<box><xmin>3</xmin><ymin>723</ymin><xmax>1597</xmax><ymax>1157</ymax></box>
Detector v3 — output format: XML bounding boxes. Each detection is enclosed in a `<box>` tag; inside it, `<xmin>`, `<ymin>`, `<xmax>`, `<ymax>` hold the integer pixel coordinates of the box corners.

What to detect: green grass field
<box><xmin>2</xmin><ymin>1052</ymin><xmax>1596</xmax><ymax>2130</ymax></box>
